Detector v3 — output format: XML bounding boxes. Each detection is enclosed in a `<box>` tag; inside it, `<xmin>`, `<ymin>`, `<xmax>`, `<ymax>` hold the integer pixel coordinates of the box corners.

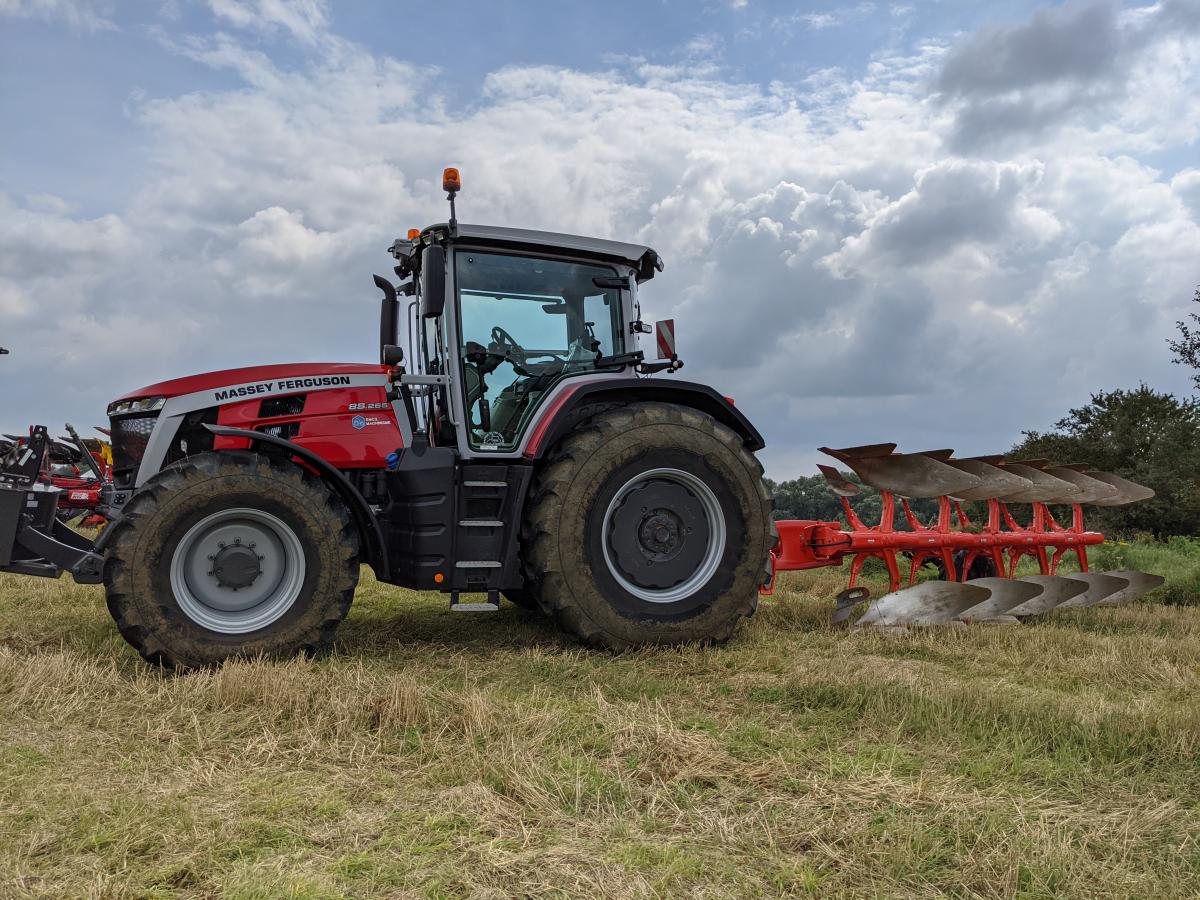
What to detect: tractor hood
<box><xmin>112</xmin><ymin>363</ymin><xmax>389</xmax><ymax>403</ymax></box>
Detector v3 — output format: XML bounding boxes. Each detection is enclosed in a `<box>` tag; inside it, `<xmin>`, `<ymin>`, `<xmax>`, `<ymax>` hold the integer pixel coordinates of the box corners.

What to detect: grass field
<box><xmin>1</xmin><ymin>540</ymin><xmax>1198</xmax><ymax>898</ymax></box>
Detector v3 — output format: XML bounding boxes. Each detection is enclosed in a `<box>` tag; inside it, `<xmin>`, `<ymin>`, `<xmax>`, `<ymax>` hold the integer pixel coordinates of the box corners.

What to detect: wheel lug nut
<box><xmin>218</xmin><ymin>541</ymin><xmax>225</xmax><ymax>548</ymax></box>
<box><xmin>234</xmin><ymin>538</ymin><xmax>241</xmax><ymax>545</ymax></box>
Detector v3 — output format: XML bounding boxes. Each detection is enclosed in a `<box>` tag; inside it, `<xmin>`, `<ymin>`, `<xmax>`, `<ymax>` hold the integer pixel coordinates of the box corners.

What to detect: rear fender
<box><xmin>523</xmin><ymin>378</ymin><xmax>765</xmax><ymax>460</ymax></box>
<box><xmin>202</xmin><ymin>425</ymin><xmax>389</xmax><ymax>579</ymax></box>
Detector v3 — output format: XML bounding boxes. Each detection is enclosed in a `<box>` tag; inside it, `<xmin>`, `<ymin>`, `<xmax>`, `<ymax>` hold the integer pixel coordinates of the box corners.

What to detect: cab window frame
<box><xmin>451</xmin><ymin>245</ymin><xmax>628</xmax><ymax>452</ymax></box>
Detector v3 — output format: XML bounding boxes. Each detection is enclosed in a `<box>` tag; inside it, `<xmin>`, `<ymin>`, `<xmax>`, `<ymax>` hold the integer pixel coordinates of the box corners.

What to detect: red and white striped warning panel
<box><xmin>656</xmin><ymin>319</ymin><xmax>676</xmax><ymax>359</ymax></box>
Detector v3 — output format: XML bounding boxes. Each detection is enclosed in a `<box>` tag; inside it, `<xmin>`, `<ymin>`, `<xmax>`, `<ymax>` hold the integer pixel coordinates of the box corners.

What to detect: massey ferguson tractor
<box><xmin>0</xmin><ymin>170</ymin><xmax>1162</xmax><ymax>668</ymax></box>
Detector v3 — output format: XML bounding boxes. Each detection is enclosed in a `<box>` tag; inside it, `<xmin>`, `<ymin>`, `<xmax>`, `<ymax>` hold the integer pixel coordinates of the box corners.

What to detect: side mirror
<box><xmin>420</xmin><ymin>245</ymin><xmax>446</xmax><ymax>318</ymax></box>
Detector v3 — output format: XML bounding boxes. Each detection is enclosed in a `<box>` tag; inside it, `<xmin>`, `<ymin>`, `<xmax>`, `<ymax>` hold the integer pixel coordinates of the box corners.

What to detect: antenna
<box><xmin>442</xmin><ymin>167</ymin><xmax>461</xmax><ymax>230</ymax></box>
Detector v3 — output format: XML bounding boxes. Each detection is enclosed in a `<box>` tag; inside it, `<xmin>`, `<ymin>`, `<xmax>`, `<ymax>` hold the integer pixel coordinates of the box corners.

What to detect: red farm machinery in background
<box><xmin>2</xmin><ymin>425</ymin><xmax>111</xmax><ymax>526</ymax></box>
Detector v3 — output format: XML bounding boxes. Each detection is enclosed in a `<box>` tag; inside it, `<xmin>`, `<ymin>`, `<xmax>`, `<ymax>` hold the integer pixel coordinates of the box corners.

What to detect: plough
<box><xmin>764</xmin><ymin>444</ymin><xmax>1163</xmax><ymax>630</ymax></box>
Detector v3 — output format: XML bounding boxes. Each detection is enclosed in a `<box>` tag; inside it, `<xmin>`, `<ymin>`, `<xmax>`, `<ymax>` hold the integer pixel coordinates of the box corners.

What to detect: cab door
<box><xmin>451</xmin><ymin>249</ymin><xmax>627</xmax><ymax>453</ymax></box>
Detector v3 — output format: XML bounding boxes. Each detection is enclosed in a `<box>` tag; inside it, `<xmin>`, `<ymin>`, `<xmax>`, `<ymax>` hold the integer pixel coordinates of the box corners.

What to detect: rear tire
<box><xmin>521</xmin><ymin>402</ymin><xmax>772</xmax><ymax>649</ymax></box>
<box><xmin>103</xmin><ymin>452</ymin><xmax>359</xmax><ymax>669</ymax></box>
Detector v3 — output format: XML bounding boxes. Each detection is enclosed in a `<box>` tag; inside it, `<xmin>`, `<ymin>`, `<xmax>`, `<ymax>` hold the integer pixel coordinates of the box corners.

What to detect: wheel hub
<box><xmin>210</xmin><ymin>541</ymin><xmax>264</xmax><ymax>591</ymax></box>
<box><xmin>637</xmin><ymin>511</ymin><xmax>683</xmax><ymax>560</ymax></box>
<box><xmin>169</xmin><ymin>508</ymin><xmax>306</xmax><ymax>634</ymax></box>
<box><xmin>607</xmin><ymin>477</ymin><xmax>714</xmax><ymax>593</ymax></box>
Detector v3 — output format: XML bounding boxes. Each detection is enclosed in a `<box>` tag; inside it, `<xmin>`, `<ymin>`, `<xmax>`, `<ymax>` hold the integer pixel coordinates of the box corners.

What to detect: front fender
<box><xmin>202</xmin><ymin>424</ymin><xmax>389</xmax><ymax>579</ymax></box>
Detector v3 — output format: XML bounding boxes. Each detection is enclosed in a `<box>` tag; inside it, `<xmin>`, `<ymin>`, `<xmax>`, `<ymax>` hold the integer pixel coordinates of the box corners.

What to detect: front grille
<box><xmin>260</xmin><ymin>394</ymin><xmax>306</xmax><ymax>417</ymax></box>
<box><xmin>110</xmin><ymin>414</ymin><xmax>157</xmax><ymax>482</ymax></box>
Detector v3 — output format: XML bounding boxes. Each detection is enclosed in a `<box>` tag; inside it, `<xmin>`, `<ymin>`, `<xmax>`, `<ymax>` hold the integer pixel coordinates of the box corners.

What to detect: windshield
<box><xmin>456</xmin><ymin>251</ymin><xmax>625</xmax><ymax>451</ymax></box>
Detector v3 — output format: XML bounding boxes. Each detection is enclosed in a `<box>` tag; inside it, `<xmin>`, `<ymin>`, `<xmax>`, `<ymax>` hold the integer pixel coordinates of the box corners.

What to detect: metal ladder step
<box><xmin>455</xmin><ymin>560</ymin><xmax>502</xmax><ymax>568</ymax></box>
<box><xmin>458</xmin><ymin>519</ymin><xmax>503</xmax><ymax>527</ymax></box>
<box><xmin>463</xmin><ymin>480</ymin><xmax>506</xmax><ymax>488</ymax></box>
<box><xmin>450</xmin><ymin>590</ymin><xmax>500</xmax><ymax>612</ymax></box>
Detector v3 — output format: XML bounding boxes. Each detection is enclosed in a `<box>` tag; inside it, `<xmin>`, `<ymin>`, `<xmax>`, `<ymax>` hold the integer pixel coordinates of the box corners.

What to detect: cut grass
<box><xmin>1</xmin><ymin>542</ymin><xmax>1198</xmax><ymax>897</ymax></box>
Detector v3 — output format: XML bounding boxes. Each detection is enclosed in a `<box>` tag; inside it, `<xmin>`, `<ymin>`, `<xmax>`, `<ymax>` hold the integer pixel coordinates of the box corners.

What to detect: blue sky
<box><xmin>1</xmin><ymin>0</ymin><xmax>1198</xmax><ymax>476</ymax></box>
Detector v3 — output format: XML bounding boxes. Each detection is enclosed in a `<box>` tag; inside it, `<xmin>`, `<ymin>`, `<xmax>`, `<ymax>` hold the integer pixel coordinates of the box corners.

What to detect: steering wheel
<box><xmin>488</xmin><ymin>325</ymin><xmax>570</xmax><ymax>376</ymax></box>
<box><xmin>489</xmin><ymin>325</ymin><xmax>527</xmax><ymax>367</ymax></box>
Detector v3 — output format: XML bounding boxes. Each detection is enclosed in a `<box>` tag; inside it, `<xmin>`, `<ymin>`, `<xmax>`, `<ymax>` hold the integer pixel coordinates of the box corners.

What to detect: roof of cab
<box><xmin>397</xmin><ymin>223</ymin><xmax>663</xmax><ymax>280</ymax></box>
<box><xmin>451</xmin><ymin>224</ymin><xmax>655</xmax><ymax>266</ymax></box>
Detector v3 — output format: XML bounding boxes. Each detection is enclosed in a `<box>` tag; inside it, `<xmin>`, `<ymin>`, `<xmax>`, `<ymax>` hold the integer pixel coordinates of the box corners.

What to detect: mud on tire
<box><xmin>521</xmin><ymin>402</ymin><xmax>773</xmax><ymax>649</ymax></box>
<box><xmin>103</xmin><ymin>451</ymin><xmax>359</xmax><ymax>669</ymax></box>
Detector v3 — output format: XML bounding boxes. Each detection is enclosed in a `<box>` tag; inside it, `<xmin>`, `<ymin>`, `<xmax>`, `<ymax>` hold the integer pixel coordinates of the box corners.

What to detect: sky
<box><xmin>1</xmin><ymin>0</ymin><xmax>1198</xmax><ymax>478</ymax></box>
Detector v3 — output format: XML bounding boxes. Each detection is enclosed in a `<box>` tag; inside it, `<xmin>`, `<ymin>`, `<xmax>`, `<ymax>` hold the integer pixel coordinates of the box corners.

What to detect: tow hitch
<box><xmin>0</xmin><ymin>426</ymin><xmax>104</xmax><ymax>583</ymax></box>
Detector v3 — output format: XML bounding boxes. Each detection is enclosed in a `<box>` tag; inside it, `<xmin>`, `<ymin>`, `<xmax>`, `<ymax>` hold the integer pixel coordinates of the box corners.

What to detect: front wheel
<box><xmin>521</xmin><ymin>402</ymin><xmax>773</xmax><ymax>649</ymax></box>
<box><xmin>103</xmin><ymin>452</ymin><xmax>359</xmax><ymax>669</ymax></box>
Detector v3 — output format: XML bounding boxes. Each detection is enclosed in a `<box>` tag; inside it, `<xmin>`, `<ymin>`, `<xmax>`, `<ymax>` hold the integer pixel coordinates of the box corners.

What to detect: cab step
<box><xmin>450</xmin><ymin>590</ymin><xmax>500</xmax><ymax>612</ymax></box>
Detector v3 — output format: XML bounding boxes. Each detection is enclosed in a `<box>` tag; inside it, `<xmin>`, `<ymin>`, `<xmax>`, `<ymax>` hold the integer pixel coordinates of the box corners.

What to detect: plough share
<box><xmin>764</xmin><ymin>444</ymin><xmax>1163</xmax><ymax>630</ymax></box>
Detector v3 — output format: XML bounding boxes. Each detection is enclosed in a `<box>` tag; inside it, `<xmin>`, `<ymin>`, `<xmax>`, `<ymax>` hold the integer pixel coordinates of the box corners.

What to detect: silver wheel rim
<box><xmin>601</xmin><ymin>467</ymin><xmax>727</xmax><ymax>604</ymax></box>
<box><xmin>169</xmin><ymin>507</ymin><xmax>306</xmax><ymax>634</ymax></box>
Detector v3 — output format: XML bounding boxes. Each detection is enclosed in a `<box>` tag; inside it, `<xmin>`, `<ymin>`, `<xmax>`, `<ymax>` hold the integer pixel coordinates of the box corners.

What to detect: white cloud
<box><xmin>207</xmin><ymin>0</ymin><xmax>328</xmax><ymax>44</ymax></box>
<box><xmin>1</xmin><ymin>2</ymin><xmax>1199</xmax><ymax>477</ymax></box>
<box><xmin>1173</xmin><ymin>169</ymin><xmax>1200</xmax><ymax>219</ymax></box>
<box><xmin>772</xmin><ymin>2</ymin><xmax>877</xmax><ymax>33</ymax></box>
<box><xmin>0</xmin><ymin>0</ymin><xmax>113</xmax><ymax>30</ymax></box>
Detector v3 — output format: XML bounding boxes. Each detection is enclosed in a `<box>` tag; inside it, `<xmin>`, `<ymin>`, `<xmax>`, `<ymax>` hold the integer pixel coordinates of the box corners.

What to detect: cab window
<box><xmin>456</xmin><ymin>251</ymin><xmax>625</xmax><ymax>451</ymax></box>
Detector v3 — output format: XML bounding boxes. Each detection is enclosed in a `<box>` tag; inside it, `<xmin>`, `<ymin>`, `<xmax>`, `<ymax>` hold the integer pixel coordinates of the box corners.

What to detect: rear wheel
<box><xmin>521</xmin><ymin>402</ymin><xmax>772</xmax><ymax>649</ymax></box>
<box><xmin>103</xmin><ymin>452</ymin><xmax>359</xmax><ymax>669</ymax></box>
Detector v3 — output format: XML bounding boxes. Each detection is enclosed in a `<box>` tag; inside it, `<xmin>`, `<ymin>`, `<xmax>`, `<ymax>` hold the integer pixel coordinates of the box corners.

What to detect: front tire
<box><xmin>522</xmin><ymin>402</ymin><xmax>772</xmax><ymax>649</ymax></box>
<box><xmin>103</xmin><ymin>452</ymin><xmax>359</xmax><ymax>669</ymax></box>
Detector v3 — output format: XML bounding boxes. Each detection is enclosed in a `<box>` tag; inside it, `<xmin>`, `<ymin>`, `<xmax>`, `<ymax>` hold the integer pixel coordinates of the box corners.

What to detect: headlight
<box><xmin>108</xmin><ymin>396</ymin><xmax>166</xmax><ymax>416</ymax></box>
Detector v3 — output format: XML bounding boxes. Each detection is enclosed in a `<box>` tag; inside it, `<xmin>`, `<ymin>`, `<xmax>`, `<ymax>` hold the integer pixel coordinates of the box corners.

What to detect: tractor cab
<box><xmin>380</xmin><ymin>170</ymin><xmax>670</xmax><ymax>458</ymax></box>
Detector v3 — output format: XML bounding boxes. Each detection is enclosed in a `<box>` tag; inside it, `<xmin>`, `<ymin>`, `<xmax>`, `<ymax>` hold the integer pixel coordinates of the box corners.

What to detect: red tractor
<box><xmin>0</xmin><ymin>171</ymin><xmax>1160</xmax><ymax>667</ymax></box>
<box><xmin>1</xmin><ymin>172</ymin><xmax>773</xmax><ymax>667</ymax></box>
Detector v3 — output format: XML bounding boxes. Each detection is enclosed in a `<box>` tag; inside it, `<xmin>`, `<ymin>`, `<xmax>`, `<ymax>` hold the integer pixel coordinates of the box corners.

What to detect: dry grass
<box><xmin>1</xmin><ymin>551</ymin><xmax>1199</xmax><ymax>898</ymax></box>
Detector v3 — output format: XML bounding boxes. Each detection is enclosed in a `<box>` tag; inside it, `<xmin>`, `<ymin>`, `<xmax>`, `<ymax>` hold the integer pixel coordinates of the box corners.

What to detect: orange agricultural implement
<box><xmin>763</xmin><ymin>444</ymin><xmax>1161</xmax><ymax>629</ymax></box>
